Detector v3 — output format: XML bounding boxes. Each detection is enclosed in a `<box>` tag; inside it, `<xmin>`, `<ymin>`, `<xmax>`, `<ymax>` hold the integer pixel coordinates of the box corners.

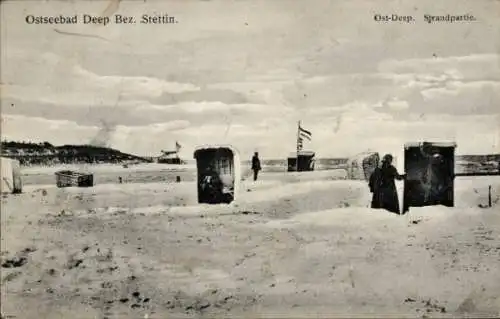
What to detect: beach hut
<box><xmin>287</xmin><ymin>151</ymin><xmax>316</xmax><ymax>172</ymax></box>
<box><xmin>347</xmin><ymin>152</ymin><xmax>380</xmax><ymax>181</ymax></box>
<box><xmin>193</xmin><ymin>145</ymin><xmax>241</xmax><ymax>204</ymax></box>
<box><xmin>1</xmin><ymin>157</ymin><xmax>23</xmax><ymax>194</ymax></box>
<box><xmin>403</xmin><ymin>141</ymin><xmax>456</xmax><ymax>214</ymax></box>
<box><xmin>157</xmin><ymin>151</ymin><xmax>184</xmax><ymax>164</ymax></box>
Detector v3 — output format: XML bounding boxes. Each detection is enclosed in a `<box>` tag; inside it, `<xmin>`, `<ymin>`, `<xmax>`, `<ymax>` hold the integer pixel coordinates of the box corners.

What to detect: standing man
<box><xmin>251</xmin><ymin>152</ymin><xmax>261</xmax><ymax>181</ymax></box>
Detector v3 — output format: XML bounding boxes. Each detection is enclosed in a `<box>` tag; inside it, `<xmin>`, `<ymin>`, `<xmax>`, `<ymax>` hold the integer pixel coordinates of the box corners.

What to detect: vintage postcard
<box><xmin>1</xmin><ymin>0</ymin><xmax>499</xmax><ymax>317</ymax></box>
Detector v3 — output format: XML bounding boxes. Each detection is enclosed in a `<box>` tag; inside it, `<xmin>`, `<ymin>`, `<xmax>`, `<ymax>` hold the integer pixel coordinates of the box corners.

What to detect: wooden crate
<box><xmin>55</xmin><ymin>170</ymin><xmax>94</xmax><ymax>188</ymax></box>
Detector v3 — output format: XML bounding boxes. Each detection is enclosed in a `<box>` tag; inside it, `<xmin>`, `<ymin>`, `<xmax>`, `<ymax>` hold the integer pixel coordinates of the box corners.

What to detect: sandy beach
<box><xmin>1</xmin><ymin>166</ymin><xmax>499</xmax><ymax>318</ymax></box>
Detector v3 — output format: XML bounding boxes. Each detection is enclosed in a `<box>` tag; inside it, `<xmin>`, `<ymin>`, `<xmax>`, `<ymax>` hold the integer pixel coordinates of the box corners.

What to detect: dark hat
<box><xmin>382</xmin><ymin>154</ymin><xmax>393</xmax><ymax>162</ymax></box>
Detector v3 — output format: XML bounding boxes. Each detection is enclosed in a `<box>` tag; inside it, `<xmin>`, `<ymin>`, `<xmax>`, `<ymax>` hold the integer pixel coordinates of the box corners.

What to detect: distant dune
<box><xmin>1</xmin><ymin>141</ymin><xmax>152</xmax><ymax>166</ymax></box>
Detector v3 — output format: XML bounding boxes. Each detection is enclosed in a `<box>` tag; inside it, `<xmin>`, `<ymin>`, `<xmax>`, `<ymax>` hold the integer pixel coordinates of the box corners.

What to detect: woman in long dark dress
<box><xmin>371</xmin><ymin>154</ymin><xmax>405</xmax><ymax>214</ymax></box>
<box><xmin>368</xmin><ymin>156</ymin><xmax>382</xmax><ymax>208</ymax></box>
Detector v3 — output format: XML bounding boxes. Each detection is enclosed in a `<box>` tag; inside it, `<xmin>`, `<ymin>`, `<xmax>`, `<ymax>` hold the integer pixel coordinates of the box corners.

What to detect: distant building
<box><xmin>287</xmin><ymin>151</ymin><xmax>316</xmax><ymax>172</ymax></box>
<box><xmin>157</xmin><ymin>151</ymin><xmax>184</xmax><ymax>164</ymax></box>
<box><xmin>157</xmin><ymin>141</ymin><xmax>185</xmax><ymax>164</ymax></box>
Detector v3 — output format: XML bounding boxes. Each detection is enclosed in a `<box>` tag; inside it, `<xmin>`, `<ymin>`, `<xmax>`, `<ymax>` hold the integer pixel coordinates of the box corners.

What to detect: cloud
<box><xmin>1</xmin><ymin>51</ymin><xmax>200</xmax><ymax>107</ymax></box>
<box><xmin>137</xmin><ymin>101</ymin><xmax>291</xmax><ymax>115</ymax></box>
<box><xmin>152</xmin><ymin>88</ymin><xmax>249</xmax><ymax>105</ymax></box>
<box><xmin>369</xmin><ymin>54</ymin><xmax>500</xmax><ymax>116</ymax></box>
<box><xmin>421</xmin><ymin>80</ymin><xmax>500</xmax><ymax>100</ymax></box>
<box><xmin>1</xmin><ymin>114</ymin><xmax>98</xmax><ymax>145</ymax></box>
<box><xmin>384</xmin><ymin>98</ymin><xmax>410</xmax><ymax>111</ymax></box>
<box><xmin>72</xmin><ymin>65</ymin><xmax>200</xmax><ymax>98</ymax></box>
<box><xmin>287</xmin><ymin>54</ymin><xmax>500</xmax><ymax>118</ymax></box>
<box><xmin>1</xmin><ymin>95</ymin><xmax>295</xmax><ymax>132</ymax></box>
<box><xmin>280</xmin><ymin>74</ymin><xmax>399</xmax><ymax>109</ymax></box>
<box><xmin>379</xmin><ymin>54</ymin><xmax>500</xmax><ymax>81</ymax></box>
<box><xmin>129</xmin><ymin>120</ymin><xmax>191</xmax><ymax>132</ymax></box>
<box><xmin>130</xmin><ymin>101</ymin><xmax>296</xmax><ymax>132</ymax></box>
<box><xmin>410</xmin><ymin>80</ymin><xmax>500</xmax><ymax>115</ymax></box>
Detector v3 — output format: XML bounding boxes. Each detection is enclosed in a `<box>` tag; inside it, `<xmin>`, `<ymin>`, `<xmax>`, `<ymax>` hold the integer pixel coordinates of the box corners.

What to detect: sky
<box><xmin>1</xmin><ymin>0</ymin><xmax>499</xmax><ymax>160</ymax></box>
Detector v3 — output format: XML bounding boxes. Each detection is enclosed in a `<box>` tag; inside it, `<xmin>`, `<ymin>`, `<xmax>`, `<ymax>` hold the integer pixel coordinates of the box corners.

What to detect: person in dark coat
<box><xmin>368</xmin><ymin>156</ymin><xmax>382</xmax><ymax>208</ymax></box>
<box><xmin>371</xmin><ymin>154</ymin><xmax>405</xmax><ymax>214</ymax></box>
<box><xmin>251</xmin><ymin>152</ymin><xmax>261</xmax><ymax>181</ymax></box>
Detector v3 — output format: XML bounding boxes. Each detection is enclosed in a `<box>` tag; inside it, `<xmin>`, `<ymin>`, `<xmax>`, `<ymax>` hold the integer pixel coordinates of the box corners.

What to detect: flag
<box><xmin>175</xmin><ymin>141</ymin><xmax>181</xmax><ymax>152</ymax></box>
<box><xmin>299</xmin><ymin>125</ymin><xmax>312</xmax><ymax>141</ymax></box>
<box><xmin>296</xmin><ymin>122</ymin><xmax>311</xmax><ymax>152</ymax></box>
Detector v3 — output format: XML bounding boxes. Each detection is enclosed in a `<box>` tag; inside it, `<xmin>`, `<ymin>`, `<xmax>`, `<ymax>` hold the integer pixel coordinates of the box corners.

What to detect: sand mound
<box><xmin>2</xmin><ymin>173</ymin><xmax>499</xmax><ymax>318</ymax></box>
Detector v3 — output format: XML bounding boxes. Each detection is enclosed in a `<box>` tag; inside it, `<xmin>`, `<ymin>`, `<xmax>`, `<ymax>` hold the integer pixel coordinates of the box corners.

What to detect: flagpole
<box><xmin>296</xmin><ymin>121</ymin><xmax>300</xmax><ymax>171</ymax></box>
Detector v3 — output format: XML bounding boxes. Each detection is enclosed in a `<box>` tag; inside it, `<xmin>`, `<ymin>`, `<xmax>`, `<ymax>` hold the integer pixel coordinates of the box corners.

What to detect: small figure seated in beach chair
<box><xmin>200</xmin><ymin>165</ymin><xmax>224</xmax><ymax>204</ymax></box>
<box><xmin>219</xmin><ymin>174</ymin><xmax>235</xmax><ymax>203</ymax></box>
